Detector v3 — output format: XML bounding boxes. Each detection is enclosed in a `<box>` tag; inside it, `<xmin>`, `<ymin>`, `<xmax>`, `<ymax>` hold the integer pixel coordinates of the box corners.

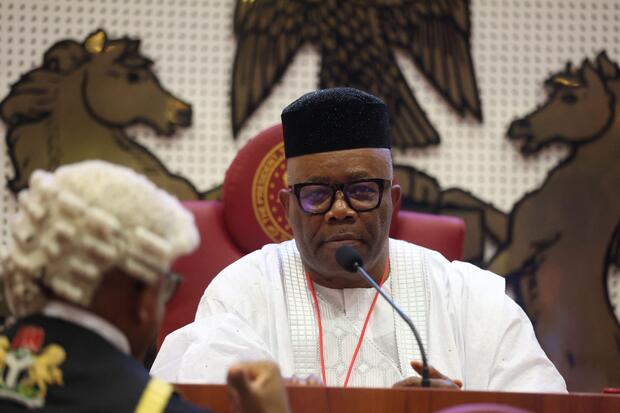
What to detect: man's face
<box><xmin>279</xmin><ymin>148</ymin><xmax>400</xmax><ymax>287</ymax></box>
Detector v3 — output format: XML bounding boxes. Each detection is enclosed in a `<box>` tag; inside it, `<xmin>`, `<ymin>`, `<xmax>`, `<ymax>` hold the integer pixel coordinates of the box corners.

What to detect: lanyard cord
<box><xmin>305</xmin><ymin>257</ymin><xmax>390</xmax><ymax>387</ymax></box>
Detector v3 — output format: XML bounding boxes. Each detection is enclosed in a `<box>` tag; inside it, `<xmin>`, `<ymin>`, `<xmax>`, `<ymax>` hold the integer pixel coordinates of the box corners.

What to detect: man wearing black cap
<box><xmin>153</xmin><ymin>88</ymin><xmax>566</xmax><ymax>392</ymax></box>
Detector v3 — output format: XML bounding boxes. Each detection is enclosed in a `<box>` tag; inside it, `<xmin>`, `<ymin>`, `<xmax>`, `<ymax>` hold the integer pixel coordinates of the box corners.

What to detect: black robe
<box><xmin>0</xmin><ymin>314</ymin><xmax>210</xmax><ymax>413</ymax></box>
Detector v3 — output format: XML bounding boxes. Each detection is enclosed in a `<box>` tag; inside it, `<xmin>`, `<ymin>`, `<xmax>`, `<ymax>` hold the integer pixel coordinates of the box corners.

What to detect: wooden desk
<box><xmin>175</xmin><ymin>384</ymin><xmax>620</xmax><ymax>412</ymax></box>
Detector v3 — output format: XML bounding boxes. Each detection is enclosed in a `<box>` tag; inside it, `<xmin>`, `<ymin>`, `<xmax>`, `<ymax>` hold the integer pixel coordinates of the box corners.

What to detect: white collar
<box><xmin>278</xmin><ymin>238</ymin><xmax>429</xmax><ymax>379</ymax></box>
<box><xmin>42</xmin><ymin>301</ymin><xmax>132</xmax><ymax>355</ymax></box>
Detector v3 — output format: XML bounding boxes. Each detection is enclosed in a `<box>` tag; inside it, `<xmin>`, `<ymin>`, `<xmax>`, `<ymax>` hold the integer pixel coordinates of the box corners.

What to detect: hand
<box><xmin>393</xmin><ymin>360</ymin><xmax>463</xmax><ymax>389</ymax></box>
<box><xmin>226</xmin><ymin>361</ymin><xmax>291</xmax><ymax>413</ymax></box>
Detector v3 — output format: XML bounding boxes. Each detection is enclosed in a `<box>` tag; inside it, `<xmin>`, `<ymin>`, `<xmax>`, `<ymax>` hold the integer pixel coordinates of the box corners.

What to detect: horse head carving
<box><xmin>507</xmin><ymin>54</ymin><xmax>618</xmax><ymax>154</ymax></box>
<box><xmin>489</xmin><ymin>52</ymin><xmax>620</xmax><ymax>391</ymax></box>
<box><xmin>1</xmin><ymin>30</ymin><xmax>201</xmax><ymax>199</ymax></box>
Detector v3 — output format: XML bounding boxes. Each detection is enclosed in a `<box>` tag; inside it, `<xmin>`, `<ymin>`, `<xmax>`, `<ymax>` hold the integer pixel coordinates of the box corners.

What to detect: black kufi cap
<box><xmin>281</xmin><ymin>88</ymin><xmax>391</xmax><ymax>158</ymax></box>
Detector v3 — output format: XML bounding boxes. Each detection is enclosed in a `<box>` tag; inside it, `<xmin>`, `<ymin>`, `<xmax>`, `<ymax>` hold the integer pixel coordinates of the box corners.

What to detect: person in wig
<box><xmin>0</xmin><ymin>160</ymin><xmax>291</xmax><ymax>413</ymax></box>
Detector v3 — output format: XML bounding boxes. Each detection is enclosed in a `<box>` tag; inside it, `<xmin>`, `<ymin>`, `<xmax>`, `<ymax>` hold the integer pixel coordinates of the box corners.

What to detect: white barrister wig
<box><xmin>0</xmin><ymin>160</ymin><xmax>200</xmax><ymax>317</ymax></box>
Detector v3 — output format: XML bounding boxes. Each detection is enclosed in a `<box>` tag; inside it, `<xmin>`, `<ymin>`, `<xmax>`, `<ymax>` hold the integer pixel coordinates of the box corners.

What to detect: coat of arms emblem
<box><xmin>0</xmin><ymin>326</ymin><xmax>65</xmax><ymax>408</ymax></box>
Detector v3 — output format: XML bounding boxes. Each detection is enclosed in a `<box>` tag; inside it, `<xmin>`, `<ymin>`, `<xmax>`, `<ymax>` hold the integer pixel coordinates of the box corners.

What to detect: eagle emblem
<box><xmin>231</xmin><ymin>0</ymin><xmax>481</xmax><ymax>148</ymax></box>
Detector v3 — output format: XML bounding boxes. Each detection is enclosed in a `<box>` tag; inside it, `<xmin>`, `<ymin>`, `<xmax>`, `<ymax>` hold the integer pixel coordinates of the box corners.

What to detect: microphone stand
<box><xmin>353</xmin><ymin>262</ymin><xmax>431</xmax><ymax>387</ymax></box>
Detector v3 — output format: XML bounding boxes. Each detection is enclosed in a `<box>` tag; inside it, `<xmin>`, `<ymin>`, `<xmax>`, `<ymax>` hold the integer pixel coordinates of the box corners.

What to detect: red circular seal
<box><xmin>251</xmin><ymin>142</ymin><xmax>292</xmax><ymax>242</ymax></box>
<box><xmin>223</xmin><ymin>124</ymin><xmax>292</xmax><ymax>253</ymax></box>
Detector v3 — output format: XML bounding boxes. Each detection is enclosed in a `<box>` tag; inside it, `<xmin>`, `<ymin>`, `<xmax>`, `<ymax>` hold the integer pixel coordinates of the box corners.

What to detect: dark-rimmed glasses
<box><xmin>291</xmin><ymin>179</ymin><xmax>391</xmax><ymax>215</ymax></box>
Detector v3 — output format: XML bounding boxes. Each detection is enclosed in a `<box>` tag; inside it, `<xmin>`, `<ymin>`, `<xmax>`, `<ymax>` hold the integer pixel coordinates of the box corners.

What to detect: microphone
<box><xmin>335</xmin><ymin>245</ymin><xmax>430</xmax><ymax>387</ymax></box>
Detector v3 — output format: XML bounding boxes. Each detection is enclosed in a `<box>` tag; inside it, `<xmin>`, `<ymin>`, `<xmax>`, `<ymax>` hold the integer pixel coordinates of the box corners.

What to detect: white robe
<box><xmin>152</xmin><ymin>239</ymin><xmax>566</xmax><ymax>392</ymax></box>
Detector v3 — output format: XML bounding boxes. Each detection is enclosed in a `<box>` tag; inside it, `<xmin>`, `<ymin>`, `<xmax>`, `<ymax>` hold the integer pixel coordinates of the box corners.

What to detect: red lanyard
<box><xmin>305</xmin><ymin>258</ymin><xmax>389</xmax><ymax>387</ymax></box>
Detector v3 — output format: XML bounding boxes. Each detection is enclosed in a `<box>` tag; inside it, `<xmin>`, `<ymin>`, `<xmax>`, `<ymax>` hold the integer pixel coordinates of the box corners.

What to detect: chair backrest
<box><xmin>158</xmin><ymin>125</ymin><xmax>465</xmax><ymax>346</ymax></box>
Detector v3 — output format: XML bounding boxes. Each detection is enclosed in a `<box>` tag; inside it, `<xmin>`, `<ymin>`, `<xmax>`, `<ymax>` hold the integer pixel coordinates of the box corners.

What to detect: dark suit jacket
<box><xmin>0</xmin><ymin>314</ymin><xmax>209</xmax><ymax>413</ymax></box>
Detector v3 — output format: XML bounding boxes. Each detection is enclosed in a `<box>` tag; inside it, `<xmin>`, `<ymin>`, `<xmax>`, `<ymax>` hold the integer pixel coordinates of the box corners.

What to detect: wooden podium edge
<box><xmin>174</xmin><ymin>383</ymin><xmax>620</xmax><ymax>413</ymax></box>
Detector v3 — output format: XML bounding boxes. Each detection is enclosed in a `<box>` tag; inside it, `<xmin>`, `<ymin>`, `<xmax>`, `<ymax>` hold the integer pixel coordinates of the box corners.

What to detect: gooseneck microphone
<box><xmin>335</xmin><ymin>245</ymin><xmax>430</xmax><ymax>387</ymax></box>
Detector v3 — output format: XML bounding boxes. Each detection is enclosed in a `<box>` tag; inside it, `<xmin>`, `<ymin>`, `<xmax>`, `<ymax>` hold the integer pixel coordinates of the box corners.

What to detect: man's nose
<box><xmin>325</xmin><ymin>192</ymin><xmax>356</xmax><ymax>221</ymax></box>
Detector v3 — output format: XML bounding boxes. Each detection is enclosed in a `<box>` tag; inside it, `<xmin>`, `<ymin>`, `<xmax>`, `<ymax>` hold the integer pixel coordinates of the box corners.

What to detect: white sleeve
<box><xmin>433</xmin><ymin>255</ymin><xmax>567</xmax><ymax>393</ymax></box>
<box><xmin>487</xmin><ymin>296</ymin><xmax>567</xmax><ymax>393</ymax></box>
<box><xmin>152</xmin><ymin>247</ymin><xmax>288</xmax><ymax>383</ymax></box>
<box><xmin>151</xmin><ymin>313</ymin><xmax>275</xmax><ymax>384</ymax></box>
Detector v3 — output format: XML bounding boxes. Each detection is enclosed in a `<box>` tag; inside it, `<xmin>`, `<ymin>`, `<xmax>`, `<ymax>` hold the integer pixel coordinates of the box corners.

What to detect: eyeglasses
<box><xmin>290</xmin><ymin>179</ymin><xmax>391</xmax><ymax>215</ymax></box>
<box><xmin>160</xmin><ymin>271</ymin><xmax>182</xmax><ymax>304</ymax></box>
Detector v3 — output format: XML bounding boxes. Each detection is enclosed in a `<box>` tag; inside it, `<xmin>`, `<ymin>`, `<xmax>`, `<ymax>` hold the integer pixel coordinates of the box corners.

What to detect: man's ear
<box><xmin>390</xmin><ymin>183</ymin><xmax>401</xmax><ymax>209</ymax></box>
<box><xmin>133</xmin><ymin>281</ymin><xmax>159</xmax><ymax>325</ymax></box>
<box><xmin>278</xmin><ymin>188</ymin><xmax>291</xmax><ymax>218</ymax></box>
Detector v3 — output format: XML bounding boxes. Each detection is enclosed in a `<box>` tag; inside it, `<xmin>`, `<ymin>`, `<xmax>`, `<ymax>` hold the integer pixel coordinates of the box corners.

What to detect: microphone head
<box><xmin>335</xmin><ymin>245</ymin><xmax>363</xmax><ymax>273</ymax></box>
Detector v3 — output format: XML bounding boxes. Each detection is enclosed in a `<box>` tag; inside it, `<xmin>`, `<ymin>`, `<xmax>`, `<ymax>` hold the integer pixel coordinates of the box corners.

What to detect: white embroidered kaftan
<box><xmin>152</xmin><ymin>239</ymin><xmax>566</xmax><ymax>392</ymax></box>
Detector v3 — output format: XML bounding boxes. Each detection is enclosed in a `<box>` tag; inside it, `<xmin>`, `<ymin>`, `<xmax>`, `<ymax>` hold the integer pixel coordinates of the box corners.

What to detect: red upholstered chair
<box><xmin>158</xmin><ymin>125</ymin><xmax>465</xmax><ymax>346</ymax></box>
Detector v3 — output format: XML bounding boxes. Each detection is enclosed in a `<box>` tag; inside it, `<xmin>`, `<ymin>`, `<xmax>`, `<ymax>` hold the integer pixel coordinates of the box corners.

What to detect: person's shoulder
<box><xmin>0</xmin><ymin>315</ymin><xmax>153</xmax><ymax>412</ymax></box>
<box><xmin>227</xmin><ymin>242</ymin><xmax>280</xmax><ymax>267</ymax></box>
<box><xmin>446</xmin><ymin>258</ymin><xmax>505</xmax><ymax>296</ymax></box>
<box><xmin>209</xmin><ymin>241</ymin><xmax>286</xmax><ymax>282</ymax></box>
<box><xmin>203</xmin><ymin>240</ymin><xmax>293</xmax><ymax>301</ymax></box>
<box><xmin>390</xmin><ymin>238</ymin><xmax>505</xmax><ymax>294</ymax></box>
<box><xmin>132</xmin><ymin>377</ymin><xmax>210</xmax><ymax>413</ymax></box>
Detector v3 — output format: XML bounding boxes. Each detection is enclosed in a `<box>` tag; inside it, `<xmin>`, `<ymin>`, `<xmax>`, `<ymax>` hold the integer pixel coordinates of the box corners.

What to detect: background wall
<box><xmin>3</xmin><ymin>0</ymin><xmax>619</xmax><ymax>216</ymax></box>
<box><xmin>1</xmin><ymin>0</ymin><xmax>619</xmax><ymax>390</ymax></box>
